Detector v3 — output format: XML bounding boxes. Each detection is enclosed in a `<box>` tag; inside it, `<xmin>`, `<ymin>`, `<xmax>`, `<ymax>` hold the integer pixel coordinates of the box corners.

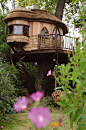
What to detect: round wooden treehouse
<box><xmin>4</xmin><ymin>7</ymin><xmax>75</xmax><ymax>94</ymax></box>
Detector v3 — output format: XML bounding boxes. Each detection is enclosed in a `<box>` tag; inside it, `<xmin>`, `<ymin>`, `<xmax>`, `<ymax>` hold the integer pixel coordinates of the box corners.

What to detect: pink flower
<box><xmin>47</xmin><ymin>69</ymin><xmax>52</xmax><ymax>76</ymax></box>
<box><xmin>0</xmin><ymin>126</ymin><xmax>3</xmax><ymax>129</ymax></box>
<box><xmin>70</xmin><ymin>43</ymin><xmax>73</xmax><ymax>47</ymax></box>
<box><xmin>74</xmin><ymin>26</ymin><xmax>77</xmax><ymax>31</ymax></box>
<box><xmin>13</xmin><ymin>96</ymin><xmax>29</xmax><ymax>112</ymax></box>
<box><xmin>67</xmin><ymin>23</ymin><xmax>69</xmax><ymax>27</ymax></box>
<box><xmin>74</xmin><ymin>92</ymin><xmax>77</xmax><ymax>94</ymax></box>
<box><xmin>73</xmin><ymin>32</ymin><xmax>76</xmax><ymax>36</ymax></box>
<box><xmin>58</xmin><ymin>117</ymin><xmax>62</xmax><ymax>123</ymax></box>
<box><xmin>78</xmin><ymin>37</ymin><xmax>81</xmax><ymax>42</ymax></box>
<box><xmin>78</xmin><ymin>28</ymin><xmax>81</xmax><ymax>31</ymax></box>
<box><xmin>30</xmin><ymin>91</ymin><xmax>44</xmax><ymax>101</ymax></box>
<box><xmin>28</xmin><ymin>106</ymin><xmax>51</xmax><ymax>128</ymax></box>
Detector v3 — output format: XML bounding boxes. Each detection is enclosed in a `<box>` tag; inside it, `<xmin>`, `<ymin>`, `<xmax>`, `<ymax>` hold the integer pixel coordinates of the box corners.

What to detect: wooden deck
<box><xmin>38</xmin><ymin>34</ymin><xmax>76</xmax><ymax>50</ymax></box>
<box><xmin>9</xmin><ymin>34</ymin><xmax>75</xmax><ymax>63</ymax></box>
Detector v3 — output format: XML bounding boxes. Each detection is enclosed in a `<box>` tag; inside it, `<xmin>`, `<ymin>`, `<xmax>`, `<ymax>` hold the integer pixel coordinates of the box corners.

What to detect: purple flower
<box><xmin>58</xmin><ymin>117</ymin><xmax>62</xmax><ymax>123</ymax></box>
<box><xmin>28</xmin><ymin>106</ymin><xmax>51</xmax><ymax>128</ymax></box>
<box><xmin>13</xmin><ymin>96</ymin><xmax>29</xmax><ymax>112</ymax></box>
<box><xmin>30</xmin><ymin>91</ymin><xmax>44</xmax><ymax>101</ymax></box>
<box><xmin>63</xmin><ymin>93</ymin><xmax>65</xmax><ymax>96</ymax></box>
<box><xmin>78</xmin><ymin>37</ymin><xmax>81</xmax><ymax>42</ymax></box>
<box><xmin>70</xmin><ymin>43</ymin><xmax>73</xmax><ymax>47</ymax></box>
<box><xmin>74</xmin><ymin>92</ymin><xmax>77</xmax><ymax>94</ymax></box>
<box><xmin>47</xmin><ymin>69</ymin><xmax>52</xmax><ymax>76</ymax></box>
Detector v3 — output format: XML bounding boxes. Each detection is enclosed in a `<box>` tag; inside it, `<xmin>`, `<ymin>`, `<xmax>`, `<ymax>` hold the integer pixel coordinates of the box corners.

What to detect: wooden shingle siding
<box><xmin>7</xmin><ymin>35</ymin><xmax>29</xmax><ymax>44</ymax></box>
<box><xmin>23</xmin><ymin>36</ymin><xmax>38</xmax><ymax>51</ymax></box>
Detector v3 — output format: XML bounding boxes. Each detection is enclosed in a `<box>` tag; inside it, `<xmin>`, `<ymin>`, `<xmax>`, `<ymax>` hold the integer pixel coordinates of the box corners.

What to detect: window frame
<box><xmin>5</xmin><ymin>25</ymin><xmax>8</xmax><ymax>34</ymax></box>
<box><xmin>40</xmin><ymin>27</ymin><xmax>49</xmax><ymax>37</ymax></box>
<box><xmin>53</xmin><ymin>27</ymin><xmax>60</xmax><ymax>40</ymax></box>
<box><xmin>6</xmin><ymin>24</ymin><xmax>29</xmax><ymax>36</ymax></box>
<box><xmin>7</xmin><ymin>25</ymin><xmax>14</xmax><ymax>35</ymax></box>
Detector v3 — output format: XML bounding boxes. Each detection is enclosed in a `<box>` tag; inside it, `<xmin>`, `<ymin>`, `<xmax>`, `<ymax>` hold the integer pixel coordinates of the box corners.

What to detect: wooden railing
<box><xmin>38</xmin><ymin>34</ymin><xmax>76</xmax><ymax>50</ymax></box>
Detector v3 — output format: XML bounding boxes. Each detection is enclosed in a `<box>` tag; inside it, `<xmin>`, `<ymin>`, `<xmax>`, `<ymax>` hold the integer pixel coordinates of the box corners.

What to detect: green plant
<box><xmin>54</xmin><ymin>1</ymin><xmax>86</xmax><ymax>130</ymax></box>
<box><xmin>46</xmin><ymin>96</ymin><xmax>54</xmax><ymax>108</ymax></box>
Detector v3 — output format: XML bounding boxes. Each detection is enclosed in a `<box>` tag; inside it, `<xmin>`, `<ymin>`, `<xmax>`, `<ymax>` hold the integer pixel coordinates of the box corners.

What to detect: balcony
<box><xmin>9</xmin><ymin>34</ymin><xmax>76</xmax><ymax>54</ymax></box>
<box><xmin>38</xmin><ymin>34</ymin><xmax>76</xmax><ymax>51</ymax></box>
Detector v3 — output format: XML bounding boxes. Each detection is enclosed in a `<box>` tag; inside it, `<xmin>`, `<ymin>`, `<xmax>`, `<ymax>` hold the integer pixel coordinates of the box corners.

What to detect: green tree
<box><xmin>17</xmin><ymin>0</ymin><xmax>79</xmax><ymax>21</ymax></box>
<box><xmin>0</xmin><ymin>0</ymin><xmax>9</xmax><ymax>14</ymax></box>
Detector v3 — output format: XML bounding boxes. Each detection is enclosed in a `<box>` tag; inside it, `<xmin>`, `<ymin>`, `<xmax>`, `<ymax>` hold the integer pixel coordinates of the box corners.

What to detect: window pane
<box><xmin>23</xmin><ymin>26</ymin><xmax>29</xmax><ymax>35</ymax></box>
<box><xmin>45</xmin><ymin>28</ymin><xmax>48</xmax><ymax>37</ymax></box>
<box><xmin>41</xmin><ymin>29</ymin><xmax>44</xmax><ymax>35</ymax></box>
<box><xmin>53</xmin><ymin>28</ymin><xmax>56</xmax><ymax>38</ymax></box>
<box><xmin>6</xmin><ymin>26</ymin><xmax>8</xmax><ymax>34</ymax></box>
<box><xmin>57</xmin><ymin>29</ymin><xmax>59</xmax><ymax>34</ymax></box>
<box><xmin>14</xmin><ymin>26</ymin><xmax>22</xmax><ymax>34</ymax></box>
<box><xmin>9</xmin><ymin>25</ymin><xmax>13</xmax><ymax>34</ymax></box>
<box><xmin>57</xmin><ymin>29</ymin><xmax>60</xmax><ymax>40</ymax></box>
<box><xmin>45</xmin><ymin>28</ymin><xmax>48</xmax><ymax>35</ymax></box>
<box><xmin>53</xmin><ymin>28</ymin><xmax>56</xmax><ymax>34</ymax></box>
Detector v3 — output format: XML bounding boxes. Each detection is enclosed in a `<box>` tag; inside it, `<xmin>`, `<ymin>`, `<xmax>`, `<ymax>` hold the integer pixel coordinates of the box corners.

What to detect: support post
<box><xmin>38</xmin><ymin>34</ymin><xmax>40</xmax><ymax>49</ymax></box>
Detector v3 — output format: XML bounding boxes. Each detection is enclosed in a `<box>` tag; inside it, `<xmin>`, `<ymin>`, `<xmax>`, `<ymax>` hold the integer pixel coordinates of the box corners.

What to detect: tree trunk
<box><xmin>35</xmin><ymin>53</ymin><xmax>56</xmax><ymax>93</ymax></box>
<box><xmin>12</xmin><ymin>55</ymin><xmax>36</xmax><ymax>93</ymax></box>
<box><xmin>55</xmin><ymin>0</ymin><xmax>66</xmax><ymax>20</ymax></box>
<box><xmin>35</xmin><ymin>61</ymin><xmax>53</xmax><ymax>91</ymax></box>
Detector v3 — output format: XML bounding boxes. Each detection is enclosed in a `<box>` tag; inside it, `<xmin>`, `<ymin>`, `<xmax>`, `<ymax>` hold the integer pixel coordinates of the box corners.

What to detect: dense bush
<box><xmin>40</xmin><ymin>96</ymin><xmax>54</xmax><ymax>108</ymax></box>
<box><xmin>0</xmin><ymin>75</ymin><xmax>16</xmax><ymax>121</ymax></box>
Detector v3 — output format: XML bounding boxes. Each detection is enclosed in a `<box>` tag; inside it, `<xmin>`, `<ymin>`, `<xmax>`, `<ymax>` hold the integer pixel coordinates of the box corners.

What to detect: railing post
<box><xmin>55</xmin><ymin>34</ymin><xmax>57</xmax><ymax>48</ymax></box>
<box><xmin>52</xmin><ymin>35</ymin><xmax>53</xmax><ymax>47</ymax></box>
<box><xmin>38</xmin><ymin>34</ymin><xmax>40</xmax><ymax>49</ymax></box>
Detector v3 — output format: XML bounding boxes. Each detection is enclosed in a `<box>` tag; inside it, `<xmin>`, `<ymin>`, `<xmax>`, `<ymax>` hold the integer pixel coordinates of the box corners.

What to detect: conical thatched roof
<box><xmin>4</xmin><ymin>7</ymin><xmax>68</xmax><ymax>34</ymax></box>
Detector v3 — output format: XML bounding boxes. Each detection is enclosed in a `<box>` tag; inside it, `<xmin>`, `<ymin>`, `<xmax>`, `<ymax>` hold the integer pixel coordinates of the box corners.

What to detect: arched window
<box><xmin>53</xmin><ymin>27</ymin><xmax>60</xmax><ymax>40</ymax></box>
<box><xmin>41</xmin><ymin>27</ymin><xmax>49</xmax><ymax>37</ymax></box>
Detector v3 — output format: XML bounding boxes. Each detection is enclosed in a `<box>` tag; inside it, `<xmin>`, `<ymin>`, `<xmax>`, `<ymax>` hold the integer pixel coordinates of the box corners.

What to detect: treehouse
<box><xmin>4</xmin><ymin>7</ymin><xmax>75</xmax><ymax>93</ymax></box>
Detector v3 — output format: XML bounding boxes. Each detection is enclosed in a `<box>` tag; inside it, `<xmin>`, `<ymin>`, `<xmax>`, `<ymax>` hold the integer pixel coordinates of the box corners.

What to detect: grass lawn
<box><xmin>0</xmin><ymin>108</ymin><xmax>76</xmax><ymax>130</ymax></box>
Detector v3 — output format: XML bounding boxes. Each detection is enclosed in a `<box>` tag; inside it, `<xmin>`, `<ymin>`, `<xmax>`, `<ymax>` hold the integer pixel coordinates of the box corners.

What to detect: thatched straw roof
<box><xmin>4</xmin><ymin>7</ymin><xmax>68</xmax><ymax>34</ymax></box>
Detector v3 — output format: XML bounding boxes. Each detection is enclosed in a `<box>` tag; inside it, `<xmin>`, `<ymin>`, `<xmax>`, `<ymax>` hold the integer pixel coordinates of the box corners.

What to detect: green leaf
<box><xmin>72</xmin><ymin>69</ymin><xmax>77</xmax><ymax>86</ymax></box>
<box><xmin>64</xmin><ymin>108</ymin><xmax>73</xmax><ymax>115</ymax></box>
<box><xmin>72</xmin><ymin>69</ymin><xmax>77</xmax><ymax>79</ymax></box>
<box><xmin>69</xmin><ymin>112</ymin><xmax>74</xmax><ymax>128</ymax></box>
<box><xmin>55</xmin><ymin>86</ymin><xmax>64</xmax><ymax>90</ymax></box>
<box><xmin>73</xmin><ymin>108</ymin><xmax>82</xmax><ymax>122</ymax></box>
<box><xmin>33</xmin><ymin>102</ymin><xmax>40</xmax><ymax>108</ymax></box>
<box><xmin>56</xmin><ymin>101</ymin><xmax>67</xmax><ymax>107</ymax></box>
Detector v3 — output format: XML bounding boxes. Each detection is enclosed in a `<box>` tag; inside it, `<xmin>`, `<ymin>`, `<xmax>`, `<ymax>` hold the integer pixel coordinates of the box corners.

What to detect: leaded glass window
<box><xmin>9</xmin><ymin>25</ymin><xmax>13</xmax><ymax>34</ymax></box>
<box><xmin>53</xmin><ymin>27</ymin><xmax>60</xmax><ymax>40</ymax></box>
<box><xmin>41</xmin><ymin>27</ymin><xmax>48</xmax><ymax>36</ymax></box>
<box><xmin>6</xmin><ymin>26</ymin><xmax>8</xmax><ymax>34</ymax></box>
<box><xmin>23</xmin><ymin>26</ymin><xmax>29</xmax><ymax>35</ymax></box>
<box><xmin>41</xmin><ymin>28</ymin><xmax>44</xmax><ymax>35</ymax></box>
